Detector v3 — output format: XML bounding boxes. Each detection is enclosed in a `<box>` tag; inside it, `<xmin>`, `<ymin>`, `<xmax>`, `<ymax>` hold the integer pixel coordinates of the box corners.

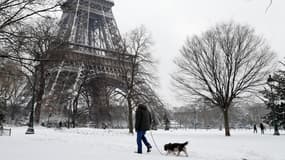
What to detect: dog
<box><xmin>164</xmin><ymin>141</ymin><xmax>188</xmax><ymax>157</ymax></box>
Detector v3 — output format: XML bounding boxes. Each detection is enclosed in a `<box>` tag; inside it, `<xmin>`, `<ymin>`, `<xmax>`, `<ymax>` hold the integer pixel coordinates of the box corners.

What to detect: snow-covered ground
<box><xmin>1</xmin><ymin>127</ymin><xmax>284</xmax><ymax>160</ymax></box>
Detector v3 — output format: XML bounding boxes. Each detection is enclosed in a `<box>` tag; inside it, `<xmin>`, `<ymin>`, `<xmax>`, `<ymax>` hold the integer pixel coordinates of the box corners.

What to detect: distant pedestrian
<box><xmin>58</xmin><ymin>121</ymin><xmax>62</xmax><ymax>128</ymax></box>
<box><xmin>260</xmin><ymin>123</ymin><xmax>265</xmax><ymax>134</ymax></box>
<box><xmin>135</xmin><ymin>104</ymin><xmax>152</xmax><ymax>154</ymax></box>
<box><xmin>253</xmin><ymin>124</ymin><xmax>257</xmax><ymax>133</ymax></box>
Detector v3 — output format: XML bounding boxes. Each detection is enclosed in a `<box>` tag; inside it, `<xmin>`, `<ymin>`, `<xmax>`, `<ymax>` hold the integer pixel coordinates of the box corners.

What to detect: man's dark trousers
<box><xmin>137</xmin><ymin>130</ymin><xmax>150</xmax><ymax>153</ymax></box>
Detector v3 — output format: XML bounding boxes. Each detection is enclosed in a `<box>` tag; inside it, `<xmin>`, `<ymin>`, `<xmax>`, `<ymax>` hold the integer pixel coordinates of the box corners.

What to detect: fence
<box><xmin>0</xmin><ymin>128</ymin><xmax>12</xmax><ymax>136</ymax></box>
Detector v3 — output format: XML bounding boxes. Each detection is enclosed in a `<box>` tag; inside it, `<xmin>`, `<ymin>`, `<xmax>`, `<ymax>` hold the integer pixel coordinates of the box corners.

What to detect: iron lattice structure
<box><xmin>43</xmin><ymin>0</ymin><xmax>132</xmax><ymax>126</ymax></box>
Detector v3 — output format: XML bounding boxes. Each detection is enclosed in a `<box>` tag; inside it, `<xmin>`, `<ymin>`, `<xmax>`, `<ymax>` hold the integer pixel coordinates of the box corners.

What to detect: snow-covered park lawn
<box><xmin>1</xmin><ymin>127</ymin><xmax>284</xmax><ymax>160</ymax></box>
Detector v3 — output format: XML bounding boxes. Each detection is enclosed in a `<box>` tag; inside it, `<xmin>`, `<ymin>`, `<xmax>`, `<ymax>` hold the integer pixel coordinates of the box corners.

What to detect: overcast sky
<box><xmin>112</xmin><ymin>0</ymin><xmax>285</xmax><ymax>107</ymax></box>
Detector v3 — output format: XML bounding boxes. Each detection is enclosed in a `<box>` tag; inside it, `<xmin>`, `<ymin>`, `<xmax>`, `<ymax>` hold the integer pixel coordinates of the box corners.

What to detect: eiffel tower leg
<box><xmin>43</xmin><ymin>65</ymin><xmax>80</xmax><ymax>120</ymax></box>
<box><xmin>89</xmin><ymin>80</ymin><xmax>110</xmax><ymax>128</ymax></box>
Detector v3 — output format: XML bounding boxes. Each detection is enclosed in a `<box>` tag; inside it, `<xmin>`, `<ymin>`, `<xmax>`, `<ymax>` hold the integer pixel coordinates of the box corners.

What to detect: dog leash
<box><xmin>149</xmin><ymin>130</ymin><xmax>163</xmax><ymax>155</ymax></box>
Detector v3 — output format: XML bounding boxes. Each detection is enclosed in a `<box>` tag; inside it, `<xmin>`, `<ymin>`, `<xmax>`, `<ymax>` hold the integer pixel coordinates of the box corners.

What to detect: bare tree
<box><xmin>23</xmin><ymin>17</ymin><xmax>62</xmax><ymax>123</ymax></box>
<box><xmin>0</xmin><ymin>0</ymin><xmax>62</xmax><ymax>127</ymax></box>
<box><xmin>0</xmin><ymin>17</ymin><xmax>63</xmax><ymax>131</ymax></box>
<box><xmin>117</xmin><ymin>26</ymin><xmax>157</xmax><ymax>133</ymax></box>
<box><xmin>173</xmin><ymin>22</ymin><xmax>275</xmax><ymax>136</ymax></box>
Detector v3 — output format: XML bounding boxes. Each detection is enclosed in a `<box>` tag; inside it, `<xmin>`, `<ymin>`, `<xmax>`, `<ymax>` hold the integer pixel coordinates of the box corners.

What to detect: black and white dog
<box><xmin>164</xmin><ymin>141</ymin><xmax>188</xmax><ymax>157</ymax></box>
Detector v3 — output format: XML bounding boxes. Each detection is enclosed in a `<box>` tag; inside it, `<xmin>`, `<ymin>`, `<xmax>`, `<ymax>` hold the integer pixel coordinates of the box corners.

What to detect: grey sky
<box><xmin>112</xmin><ymin>0</ymin><xmax>285</xmax><ymax>107</ymax></box>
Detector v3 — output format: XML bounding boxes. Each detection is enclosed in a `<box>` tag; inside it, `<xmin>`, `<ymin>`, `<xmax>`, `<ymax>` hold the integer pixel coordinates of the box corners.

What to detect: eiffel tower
<box><xmin>42</xmin><ymin>0</ymin><xmax>132</xmax><ymax>126</ymax></box>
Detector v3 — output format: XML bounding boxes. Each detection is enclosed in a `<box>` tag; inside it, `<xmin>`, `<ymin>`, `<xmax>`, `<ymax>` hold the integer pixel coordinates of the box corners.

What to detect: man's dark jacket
<box><xmin>135</xmin><ymin>104</ymin><xmax>151</xmax><ymax>131</ymax></box>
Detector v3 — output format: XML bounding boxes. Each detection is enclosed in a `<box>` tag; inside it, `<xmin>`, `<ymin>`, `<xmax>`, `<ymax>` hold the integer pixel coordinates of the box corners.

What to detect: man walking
<box><xmin>135</xmin><ymin>104</ymin><xmax>152</xmax><ymax>154</ymax></box>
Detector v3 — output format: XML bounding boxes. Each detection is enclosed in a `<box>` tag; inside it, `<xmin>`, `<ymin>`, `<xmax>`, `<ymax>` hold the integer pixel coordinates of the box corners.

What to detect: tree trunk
<box><xmin>34</xmin><ymin>64</ymin><xmax>45</xmax><ymax>124</ymax></box>
<box><xmin>10</xmin><ymin>104</ymin><xmax>17</xmax><ymax>121</ymax></box>
<box><xmin>127</xmin><ymin>98</ymin><xmax>134</xmax><ymax>134</ymax></box>
<box><xmin>223</xmin><ymin>109</ymin><xmax>231</xmax><ymax>136</ymax></box>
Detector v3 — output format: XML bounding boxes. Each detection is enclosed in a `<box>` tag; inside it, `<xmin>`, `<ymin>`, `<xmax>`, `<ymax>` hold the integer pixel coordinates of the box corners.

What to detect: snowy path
<box><xmin>0</xmin><ymin>127</ymin><xmax>284</xmax><ymax>160</ymax></box>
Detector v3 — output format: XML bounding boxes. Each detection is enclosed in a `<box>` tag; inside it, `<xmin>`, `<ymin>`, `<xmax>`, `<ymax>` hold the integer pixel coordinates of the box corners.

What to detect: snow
<box><xmin>1</xmin><ymin>127</ymin><xmax>285</xmax><ymax>160</ymax></box>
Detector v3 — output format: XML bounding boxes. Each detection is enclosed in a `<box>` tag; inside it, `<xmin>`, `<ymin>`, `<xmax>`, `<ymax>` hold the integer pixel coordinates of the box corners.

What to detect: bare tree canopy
<box><xmin>116</xmin><ymin>26</ymin><xmax>161</xmax><ymax>133</ymax></box>
<box><xmin>173</xmin><ymin>22</ymin><xmax>275</xmax><ymax>136</ymax></box>
<box><xmin>0</xmin><ymin>0</ymin><xmax>60</xmax><ymax>30</ymax></box>
<box><xmin>0</xmin><ymin>0</ymin><xmax>61</xmax><ymax>46</ymax></box>
<box><xmin>124</xmin><ymin>26</ymin><xmax>158</xmax><ymax>101</ymax></box>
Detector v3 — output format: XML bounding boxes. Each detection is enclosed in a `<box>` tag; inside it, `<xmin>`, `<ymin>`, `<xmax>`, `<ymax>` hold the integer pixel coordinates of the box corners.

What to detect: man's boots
<box><xmin>147</xmin><ymin>145</ymin><xmax>152</xmax><ymax>152</ymax></box>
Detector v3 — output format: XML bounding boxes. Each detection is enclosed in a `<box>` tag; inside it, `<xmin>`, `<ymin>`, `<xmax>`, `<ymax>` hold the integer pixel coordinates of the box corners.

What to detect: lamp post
<box><xmin>267</xmin><ymin>75</ymin><xmax>280</xmax><ymax>136</ymax></box>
